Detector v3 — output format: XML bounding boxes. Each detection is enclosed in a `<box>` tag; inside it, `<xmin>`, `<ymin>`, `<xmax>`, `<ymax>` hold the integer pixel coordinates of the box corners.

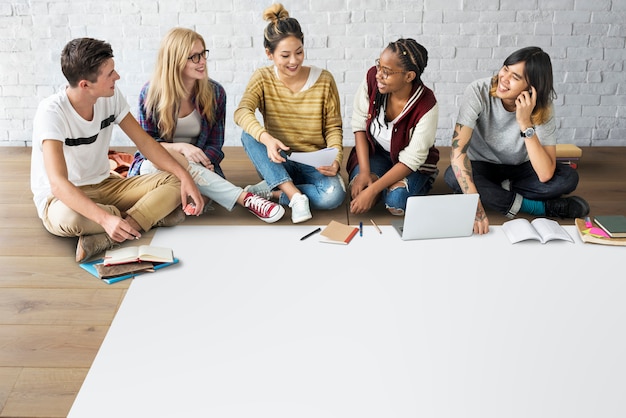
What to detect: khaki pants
<box><xmin>42</xmin><ymin>172</ymin><xmax>181</xmax><ymax>237</ymax></box>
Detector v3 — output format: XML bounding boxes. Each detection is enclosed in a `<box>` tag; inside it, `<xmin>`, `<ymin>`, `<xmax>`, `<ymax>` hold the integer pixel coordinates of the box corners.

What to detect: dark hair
<box><xmin>262</xmin><ymin>3</ymin><xmax>304</xmax><ymax>53</ymax></box>
<box><xmin>503</xmin><ymin>46</ymin><xmax>556</xmax><ymax>107</ymax></box>
<box><xmin>60</xmin><ymin>38</ymin><xmax>114</xmax><ymax>87</ymax></box>
<box><xmin>386</xmin><ymin>38</ymin><xmax>429</xmax><ymax>85</ymax></box>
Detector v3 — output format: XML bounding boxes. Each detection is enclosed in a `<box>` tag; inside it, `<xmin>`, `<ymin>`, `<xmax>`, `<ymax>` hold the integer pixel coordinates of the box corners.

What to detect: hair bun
<box><xmin>263</xmin><ymin>3</ymin><xmax>289</xmax><ymax>23</ymax></box>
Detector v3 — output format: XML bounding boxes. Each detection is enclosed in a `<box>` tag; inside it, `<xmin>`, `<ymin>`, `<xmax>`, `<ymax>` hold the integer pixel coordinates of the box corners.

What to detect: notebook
<box><xmin>391</xmin><ymin>194</ymin><xmax>479</xmax><ymax>240</ymax></box>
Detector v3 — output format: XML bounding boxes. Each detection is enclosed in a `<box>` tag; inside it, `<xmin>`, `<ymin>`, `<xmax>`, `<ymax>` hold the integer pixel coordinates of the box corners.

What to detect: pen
<box><xmin>585</xmin><ymin>216</ymin><xmax>592</xmax><ymax>228</ymax></box>
<box><xmin>370</xmin><ymin>219</ymin><xmax>382</xmax><ymax>234</ymax></box>
<box><xmin>359</xmin><ymin>221</ymin><xmax>363</xmax><ymax>237</ymax></box>
<box><xmin>300</xmin><ymin>227</ymin><xmax>321</xmax><ymax>241</ymax></box>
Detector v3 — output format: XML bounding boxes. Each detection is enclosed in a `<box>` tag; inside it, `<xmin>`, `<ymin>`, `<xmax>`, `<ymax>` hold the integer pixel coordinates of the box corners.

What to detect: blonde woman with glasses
<box><xmin>128</xmin><ymin>27</ymin><xmax>284</xmax><ymax>223</ymax></box>
<box><xmin>347</xmin><ymin>38</ymin><xmax>440</xmax><ymax>216</ymax></box>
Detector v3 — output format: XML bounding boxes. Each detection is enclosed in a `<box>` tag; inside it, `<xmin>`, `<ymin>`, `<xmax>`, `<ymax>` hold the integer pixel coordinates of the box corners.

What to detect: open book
<box><xmin>80</xmin><ymin>258</ymin><xmax>179</xmax><ymax>284</ymax></box>
<box><xmin>104</xmin><ymin>245</ymin><xmax>173</xmax><ymax>266</ymax></box>
<box><xmin>502</xmin><ymin>218</ymin><xmax>573</xmax><ymax>244</ymax></box>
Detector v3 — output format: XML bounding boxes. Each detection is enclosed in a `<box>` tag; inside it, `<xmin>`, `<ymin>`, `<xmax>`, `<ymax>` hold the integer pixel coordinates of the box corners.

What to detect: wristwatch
<box><xmin>520</xmin><ymin>126</ymin><xmax>536</xmax><ymax>138</ymax></box>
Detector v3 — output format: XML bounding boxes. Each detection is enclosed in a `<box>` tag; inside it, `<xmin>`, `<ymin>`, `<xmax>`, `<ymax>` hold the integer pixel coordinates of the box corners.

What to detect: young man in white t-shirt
<box><xmin>31</xmin><ymin>38</ymin><xmax>204</xmax><ymax>262</ymax></box>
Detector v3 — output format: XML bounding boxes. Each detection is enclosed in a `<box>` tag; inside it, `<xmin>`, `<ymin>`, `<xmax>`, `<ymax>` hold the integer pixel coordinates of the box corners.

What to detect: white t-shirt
<box><xmin>273</xmin><ymin>65</ymin><xmax>322</xmax><ymax>92</ymax></box>
<box><xmin>369</xmin><ymin>86</ymin><xmax>425</xmax><ymax>153</ymax></box>
<box><xmin>30</xmin><ymin>87</ymin><xmax>131</xmax><ymax>218</ymax></box>
<box><xmin>172</xmin><ymin>108</ymin><xmax>202</xmax><ymax>144</ymax></box>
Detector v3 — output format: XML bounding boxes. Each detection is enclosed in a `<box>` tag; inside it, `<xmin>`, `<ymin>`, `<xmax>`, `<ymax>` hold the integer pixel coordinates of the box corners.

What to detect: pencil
<box><xmin>370</xmin><ymin>219</ymin><xmax>382</xmax><ymax>234</ymax></box>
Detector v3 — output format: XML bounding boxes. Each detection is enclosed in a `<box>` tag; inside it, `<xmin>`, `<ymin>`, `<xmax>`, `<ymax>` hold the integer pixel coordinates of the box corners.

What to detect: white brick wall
<box><xmin>1</xmin><ymin>0</ymin><xmax>625</xmax><ymax>147</ymax></box>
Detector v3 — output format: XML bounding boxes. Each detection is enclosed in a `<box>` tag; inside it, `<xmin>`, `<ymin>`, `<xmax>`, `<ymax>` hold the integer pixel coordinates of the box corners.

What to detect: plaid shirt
<box><xmin>128</xmin><ymin>79</ymin><xmax>226</xmax><ymax>177</ymax></box>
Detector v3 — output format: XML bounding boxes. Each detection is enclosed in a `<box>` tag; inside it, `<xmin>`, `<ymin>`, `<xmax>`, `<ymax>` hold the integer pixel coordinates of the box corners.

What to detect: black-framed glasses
<box><xmin>375</xmin><ymin>59</ymin><xmax>406</xmax><ymax>80</ymax></box>
<box><xmin>188</xmin><ymin>49</ymin><xmax>209</xmax><ymax>64</ymax></box>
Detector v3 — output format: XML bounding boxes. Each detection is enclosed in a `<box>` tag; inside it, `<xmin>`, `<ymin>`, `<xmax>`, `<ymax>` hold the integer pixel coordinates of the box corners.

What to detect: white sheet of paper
<box><xmin>70</xmin><ymin>225</ymin><xmax>626</xmax><ymax>418</ymax></box>
<box><xmin>287</xmin><ymin>147</ymin><xmax>338</xmax><ymax>167</ymax></box>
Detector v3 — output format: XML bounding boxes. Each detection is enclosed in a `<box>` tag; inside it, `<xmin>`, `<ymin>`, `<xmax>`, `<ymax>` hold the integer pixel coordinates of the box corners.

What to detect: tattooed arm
<box><xmin>449</xmin><ymin>123</ymin><xmax>489</xmax><ymax>234</ymax></box>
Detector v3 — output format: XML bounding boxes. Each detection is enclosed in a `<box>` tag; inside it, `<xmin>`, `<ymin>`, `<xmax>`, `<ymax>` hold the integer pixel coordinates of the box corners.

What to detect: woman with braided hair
<box><xmin>347</xmin><ymin>38</ymin><xmax>440</xmax><ymax>215</ymax></box>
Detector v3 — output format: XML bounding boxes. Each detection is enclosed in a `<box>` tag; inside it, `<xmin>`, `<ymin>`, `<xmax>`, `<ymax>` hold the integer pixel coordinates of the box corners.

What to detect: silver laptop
<box><xmin>391</xmin><ymin>194</ymin><xmax>479</xmax><ymax>240</ymax></box>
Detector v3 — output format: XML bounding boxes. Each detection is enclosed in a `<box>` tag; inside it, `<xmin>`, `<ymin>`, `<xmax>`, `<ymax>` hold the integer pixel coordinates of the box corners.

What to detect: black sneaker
<box><xmin>545</xmin><ymin>196</ymin><xmax>590</xmax><ymax>218</ymax></box>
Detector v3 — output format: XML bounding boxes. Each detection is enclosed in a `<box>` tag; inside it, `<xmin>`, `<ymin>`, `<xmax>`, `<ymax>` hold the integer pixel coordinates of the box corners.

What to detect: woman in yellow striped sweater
<box><xmin>234</xmin><ymin>3</ymin><xmax>346</xmax><ymax>223</ymax></box>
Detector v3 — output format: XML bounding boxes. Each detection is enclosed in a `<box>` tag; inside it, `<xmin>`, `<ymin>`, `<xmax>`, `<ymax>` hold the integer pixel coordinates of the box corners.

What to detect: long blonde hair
<box><xmin>145</xmin><ymin>27</ymin><xmax>216</xmax><ymax>140</ymax></box>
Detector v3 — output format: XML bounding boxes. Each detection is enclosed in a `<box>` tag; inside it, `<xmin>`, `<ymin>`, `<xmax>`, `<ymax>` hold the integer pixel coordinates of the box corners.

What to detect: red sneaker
<box><xmin>243</xmin><ymin>192</ymin><xmax>285</xmax><ymax>223</ymax></box>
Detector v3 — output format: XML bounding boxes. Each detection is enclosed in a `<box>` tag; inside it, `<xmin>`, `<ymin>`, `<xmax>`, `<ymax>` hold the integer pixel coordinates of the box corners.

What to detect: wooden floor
<box><xmin>1</xmin><ymin>146</ymin><xmax>624</xmax><ymax>417</ymax></box>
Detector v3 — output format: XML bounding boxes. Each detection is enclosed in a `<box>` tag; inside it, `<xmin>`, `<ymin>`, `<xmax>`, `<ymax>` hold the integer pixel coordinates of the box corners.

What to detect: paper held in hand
<box><xmin>502</xmin><ymin>218</ymin><xmax>574</xmax><ymax>244</ymax></box>
<box><xmin>104</xmin><ymin>245</ymin><xmax>173</xmax><ymax>266</ymax></box>
<box><xmin>287</xmin><ymin>147</ymin><xmax>338</xmax><ymax>167</ymax></box>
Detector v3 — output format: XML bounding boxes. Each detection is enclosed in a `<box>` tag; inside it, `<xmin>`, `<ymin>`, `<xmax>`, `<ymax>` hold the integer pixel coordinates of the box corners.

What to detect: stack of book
<box><xmin>556</xmin><ymin>144</ymin><xmax>582</xmax><ymax>169</ymax></box>
<box><xmin>79</xmin><ymin>245</ymin><xmax>179</xmax><ymax>284</ymax></box>
<box><xmin>575</xmin><ymin>215</ymin><xmax>626</xmax><ymax>247</ymax></box>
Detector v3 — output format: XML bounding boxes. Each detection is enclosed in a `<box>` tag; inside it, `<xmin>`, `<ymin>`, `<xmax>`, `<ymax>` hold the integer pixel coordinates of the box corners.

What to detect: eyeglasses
<box><xmin>188</xmin><ymin>49</ymin><xmax>209</xmax><ymax>64</ymax></box>
<box><xmin>375</xmin><ymin>59</ymin><xmax>406</xmax><ymax>80</ymax></box>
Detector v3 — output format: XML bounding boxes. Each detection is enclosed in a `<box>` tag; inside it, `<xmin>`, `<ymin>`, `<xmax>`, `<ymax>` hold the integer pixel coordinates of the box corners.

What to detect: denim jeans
<box><xmin>444</xmin><ymin>160</ymin><xmax>579</xmax><ymax>217</ymax></box>
<box><xmin>348</xmin><ymin>147</ymin><xmax>438</xmax><ymax>214</ymax></box>
<box><xmin>241</xmin><ymin>132</ymin><xmax>346</xmax><ymax>210</ymax></box>
<box><xmin>140</xmin><ymin>160</ymin><xmax>241</xmax><ymax>211</ymax></box>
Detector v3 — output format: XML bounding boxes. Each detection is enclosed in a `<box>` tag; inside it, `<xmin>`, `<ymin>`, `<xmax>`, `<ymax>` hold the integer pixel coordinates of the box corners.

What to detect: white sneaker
<box><xmin>243</xmin><ymin>180</ymin><xmax>273</xmax><ymax>200</ymax></box>
<box><xmin>289</xmin><ymin>193</ymin><xmax>312</xmax><ymax>223</ymax></box>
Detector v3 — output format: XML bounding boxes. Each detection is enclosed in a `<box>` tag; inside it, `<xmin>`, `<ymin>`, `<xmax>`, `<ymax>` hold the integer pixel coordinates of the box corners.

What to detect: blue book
<box><xmin>79</xmin><ymin>258</ymin><xmax>180</xmax><ymax>284</ymax></box>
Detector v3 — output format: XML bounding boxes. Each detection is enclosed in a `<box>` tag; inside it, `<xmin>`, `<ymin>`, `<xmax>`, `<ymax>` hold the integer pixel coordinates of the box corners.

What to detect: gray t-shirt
<box><xmin>457</xmin><ymin>77</ymin><xmax>556</xmax><ymax>165</ymax></box>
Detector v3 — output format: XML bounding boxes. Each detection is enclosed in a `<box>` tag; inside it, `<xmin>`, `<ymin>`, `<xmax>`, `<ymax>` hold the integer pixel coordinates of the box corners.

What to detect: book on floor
<box><xmin>319</xmin><ymin>220</ymin><xmax>359</xmax><ymax>245</ymax></box>
<box><xmin>103</xmin><ymin>245</ymin><xmax>173</xmax><ymax>266</ymax></box>
<box><xmin>95</xmin><ymin>261</ymin><xmax>155</xmax><ymax>279</ymax></box>
<box><xmin>593</xmin><ymin>215</ymin><xmax>626</xmax><ymax>238</ymax></box>
<box><xmin>79</xmin><ymin>258</ymin><xmax>180</xmax><ymax>284</ymax></box>
<box><xmin>575</xmin><ymin>218</ymin><xmax>626</xmax><ymax>246</ymax></box>
<box><xmin>502</xmin><ymin>218</ymin><xmax>574</xmax><ymax>244</ymax></box>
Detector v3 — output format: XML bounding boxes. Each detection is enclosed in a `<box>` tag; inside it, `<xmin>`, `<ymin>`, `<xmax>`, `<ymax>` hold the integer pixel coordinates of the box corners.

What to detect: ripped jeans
<box><xmin>241</xmin><ymin>132</ymin><xmax>346</xmax><ymax>210</ymax></box>
<box><xmin>140</xmin><ymin>159</ymin><xmax>241</xmax><ymax>211</ymax></box>
<box><xmin>348</xmin><ymin>148</ymin><xmax>438</xmax><ymax>215</ymax></box>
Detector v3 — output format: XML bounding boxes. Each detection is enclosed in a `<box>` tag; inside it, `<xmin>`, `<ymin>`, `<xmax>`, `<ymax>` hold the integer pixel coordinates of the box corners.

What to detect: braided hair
<box><xmin>385</xmin><ymin>38</ymin><xmax>428</xmax><ymax>85</ymax></box>
<box><xmin>372</xmin><ymin>39</ymin><xmax>429</xmax><ymax>122</ymax></box>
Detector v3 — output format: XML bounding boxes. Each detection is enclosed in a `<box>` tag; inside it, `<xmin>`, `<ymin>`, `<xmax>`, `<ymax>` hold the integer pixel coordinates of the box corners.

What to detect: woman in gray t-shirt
<box><xmin>444</xmin><ymin>46</ymin><xmax>588</xmax><ymax>235</ymax></box>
